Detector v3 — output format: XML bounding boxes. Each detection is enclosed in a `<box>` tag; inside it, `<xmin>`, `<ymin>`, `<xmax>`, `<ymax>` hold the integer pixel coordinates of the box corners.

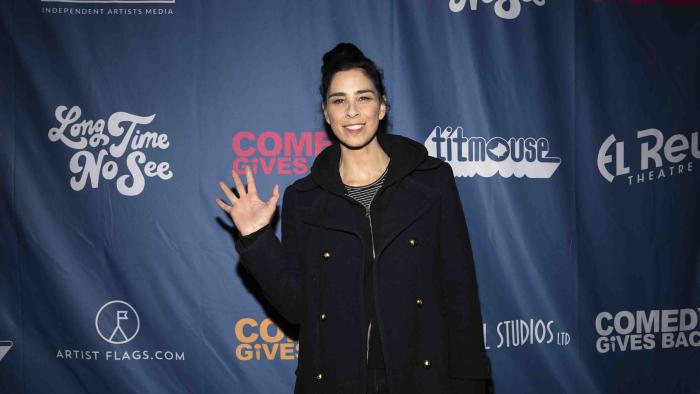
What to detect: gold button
<box><xmin>422</xmin><ymin>359</ymin><xmax>431</xmax><ymax>368</ymax></box>
<box><xmin>320</xmin><ymin>313</ymin><xmax>327</xmax><ymax>321</ymax></box>
<box><xmin>416</xmin><ymin>298</ymin><xmax>424</xmax><ymax>306</ymax></box>
<box><xmin>322</xmin><ymin>250</ymin><xmax>331</xmax><ymax>259</ymax></box>
<box><xmin>314</xmin><ymin>372</ymin><xmax>323</xmax><ymax>381</ymax></box>
<box><xmin>408</xmin><ymin>238</ymin><xmax>417</xmax><ymax>247</ymax></box>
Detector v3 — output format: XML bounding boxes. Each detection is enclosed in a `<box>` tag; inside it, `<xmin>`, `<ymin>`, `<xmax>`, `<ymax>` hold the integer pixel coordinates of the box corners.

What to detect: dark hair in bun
<box><xmin>320</xmin><ymin>42</ymin><xmax>391</xmax><ymax>135</ymax></box>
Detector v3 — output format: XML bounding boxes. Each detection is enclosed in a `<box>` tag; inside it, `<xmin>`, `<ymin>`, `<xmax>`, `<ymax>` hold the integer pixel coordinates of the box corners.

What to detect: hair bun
<box><xmin>322</xmin><ymin>43</ymin><xmax>366</xmax><ymax>73</ymax></box>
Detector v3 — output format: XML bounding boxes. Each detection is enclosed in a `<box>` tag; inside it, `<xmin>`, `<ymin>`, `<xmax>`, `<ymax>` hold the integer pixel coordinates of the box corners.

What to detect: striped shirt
<box><xmin>343</xmin><ymin>164</ymin><xmax>389</xmax><ymax>210</ymax></box>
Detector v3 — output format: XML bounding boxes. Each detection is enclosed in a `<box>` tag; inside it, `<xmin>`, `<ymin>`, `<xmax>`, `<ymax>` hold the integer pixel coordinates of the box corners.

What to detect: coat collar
<box><xmin>308</xmin><ymin>132</ymin><xmax>430</xmax><ymax>197</ymax></box>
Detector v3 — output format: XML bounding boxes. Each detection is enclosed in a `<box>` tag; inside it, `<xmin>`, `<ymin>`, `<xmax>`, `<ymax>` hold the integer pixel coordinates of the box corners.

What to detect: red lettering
<box><xmin>293</xmin><ymin>157</ymin><xmax>308</xmax><ymax>174</ymax></box>
<box><xmin>259</xmin><ymin>157</ymin><xmax>276</xmax><ymax>174</ymax></box>
<box><xmin>258</xmin><ymin>131</ymin><xmax>282</xmax><ymax>156</ymax></box>
<box><xmin>284</xmin><ymin>132</ymin><xmax>312</xmax><ymax>156</ymax></box>
<box><xmin>231</xmin><ymin>131</ymin><xmax>330</xmax><ymax>175</ymax></box>
<box><xmin>232</xmin><ymin>131</ymin><xmax>255</xmax><ymax>156</ymax></box>
<box><xmin>232</xmin><ymin>157</ymin><xmax>250</xmax><ymax>173</ymax></box>
<box><xmin>277</xmin><ymin>157</ymin><xmax>291</xmax><ymax>174</ymax></box>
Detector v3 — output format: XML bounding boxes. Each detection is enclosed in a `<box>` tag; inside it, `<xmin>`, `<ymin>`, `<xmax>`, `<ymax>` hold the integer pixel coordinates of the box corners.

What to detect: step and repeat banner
<box><xmin>1</xmin><ymin>1</ymin><xmax>698</xmax><ymax>393</ymax></box>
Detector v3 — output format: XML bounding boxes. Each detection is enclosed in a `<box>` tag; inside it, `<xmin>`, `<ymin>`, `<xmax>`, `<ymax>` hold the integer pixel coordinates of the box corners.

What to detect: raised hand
<box><xmin>216</xmin><ymin>165</ymin><xmax>280</xmax><ymax>236</ymax></box>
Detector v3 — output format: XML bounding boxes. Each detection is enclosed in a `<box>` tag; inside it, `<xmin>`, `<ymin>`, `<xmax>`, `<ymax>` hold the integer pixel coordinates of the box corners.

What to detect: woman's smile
<box><xmin>344</xmin><ymin>123</ymin><xmax>366</xmax><ymax>133</ymax></box>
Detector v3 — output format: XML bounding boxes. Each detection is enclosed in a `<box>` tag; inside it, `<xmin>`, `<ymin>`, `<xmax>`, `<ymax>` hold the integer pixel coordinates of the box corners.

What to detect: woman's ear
<box><xmin>322</xmin><ymin>103</ymin><xmax>329</xmax><ymax>124</ymax></box>
<box><xmin>379</xmin><ymin>95</ymin><xmax>387</xmax><ymax>120</ymax></box>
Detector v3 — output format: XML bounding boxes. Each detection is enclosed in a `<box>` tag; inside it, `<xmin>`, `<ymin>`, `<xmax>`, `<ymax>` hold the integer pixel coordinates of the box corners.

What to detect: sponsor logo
<box><xmin>95</xmin><ymin>300</ymin><xmax>140</xmax><ymax>345</ymax></box>
<box><xmin>483</xmin><ymin>319</ymin><xmax>570</xmax><ymax>350</ymax></box>
<box><xmin>425</xmin><ymin>126</ymin><xmax>561</xmax><ymax>178</ymax></box>
<box><xmin>234</xmin><ymin>318</ymin><xmax>298</xmax><ymax>361</ymax></box>
<box><xmin>449</xmin><ymin>0</ymin><xmax>545</xmax><ymax>20</ymax></box>
<box><xmin>40</xmin><ymin>0</ymin><xmax>175</xmax><ymax>16</ymax></box>
<box><xmin>231</xmin><ymin>131</ymin><xmax>332</xmax><ymax>175</ymax></box>
<box><xmin>55</xmin><ymin>300</ymin><xmax>185</xmax><ymax>362</ymax></box>
<box><xmin>48</xmin><ymin>105</ymin><xmax>174</xmax><ymax>196</ymax></box>
<box><xmin>595</xmin><ymin>308</ymin><xmax>700</xmax><ymax>353</ymax></box>
<box><xmin>597</xmin><ymin>128</ymin><xmax>698</xmax><ymax>185</ymax></box>
<box><xmin>0</xmin><ymin>341</ymin><xmax>13</xmax><ymax>362</ymax></box>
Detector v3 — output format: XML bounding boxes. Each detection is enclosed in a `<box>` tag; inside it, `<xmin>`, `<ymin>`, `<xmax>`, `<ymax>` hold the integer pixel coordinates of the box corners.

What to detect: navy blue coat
<box><xmin>235</xmin><ymin>133</ymin><xmax>491</xmax><ymax>393</ymax></box>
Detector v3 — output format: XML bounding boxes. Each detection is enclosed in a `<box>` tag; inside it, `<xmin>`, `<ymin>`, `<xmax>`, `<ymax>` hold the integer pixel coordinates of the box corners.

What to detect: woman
<box><xmin>216</xmin><ymin>43</ymin><xmax>491</xmax><ymax>394</ymax></box>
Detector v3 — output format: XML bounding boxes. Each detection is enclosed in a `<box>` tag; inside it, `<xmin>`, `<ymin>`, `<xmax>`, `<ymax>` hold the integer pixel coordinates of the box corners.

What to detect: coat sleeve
<box><xmin>437</xmin><ymin>162</ymin><xmax>491</xmax><ymax>391</ymax></box>
<box><xmin>233</xmin><ymin>186</ymin><xmax>302</xmax><ymax>324</ymax></box>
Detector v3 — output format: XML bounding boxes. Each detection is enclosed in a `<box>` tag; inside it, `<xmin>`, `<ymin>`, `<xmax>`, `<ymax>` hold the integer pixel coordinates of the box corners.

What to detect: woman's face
<box><xmin>323</xmin><ymin>68</ymin><xmax>386</xmax><ymax>149</ymax></box>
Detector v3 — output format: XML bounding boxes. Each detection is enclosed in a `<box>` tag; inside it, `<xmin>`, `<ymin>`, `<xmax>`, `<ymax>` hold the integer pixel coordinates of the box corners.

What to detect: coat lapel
<box><xmin>372</xmin><ymin>177</ymin><xmax>439</xmax><ymax>261</ymax></box>
<box><xmin>300</xmin><ymin>192</ymin><xmax>362</xmax><ymax>237</ymax></box>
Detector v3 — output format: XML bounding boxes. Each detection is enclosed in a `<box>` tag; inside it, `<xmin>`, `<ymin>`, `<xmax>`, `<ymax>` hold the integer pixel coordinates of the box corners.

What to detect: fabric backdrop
<box><xmin>1</xmin><ymin>1</ymin><xmax>698</xmax><ymax>393</ymax></box>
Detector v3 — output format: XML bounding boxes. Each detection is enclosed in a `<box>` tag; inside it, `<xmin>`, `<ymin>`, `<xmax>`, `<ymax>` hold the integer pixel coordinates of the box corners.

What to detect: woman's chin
<box><xmin>337</xmin><ymin>133</ymin><xmax>377</xmax><ymax>150</ymax></box>
<box><xmin>333</xmin><ymin>126</ymin><xmax>378</xmax><ymax>148</ymax></box>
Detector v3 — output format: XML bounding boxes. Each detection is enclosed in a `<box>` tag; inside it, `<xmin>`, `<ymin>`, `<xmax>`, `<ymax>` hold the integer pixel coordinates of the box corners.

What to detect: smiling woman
<box><xmin>217</xmin><ymin>42</ymin><xmax>491</xmax><ymax>394</ymax></box>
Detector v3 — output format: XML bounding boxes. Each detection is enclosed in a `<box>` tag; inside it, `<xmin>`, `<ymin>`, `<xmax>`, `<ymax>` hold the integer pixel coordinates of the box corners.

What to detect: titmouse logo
<box><xmin>424</xmin><ymin>126</ymin><xmax>561</xmax><ymax>178</ymax></box>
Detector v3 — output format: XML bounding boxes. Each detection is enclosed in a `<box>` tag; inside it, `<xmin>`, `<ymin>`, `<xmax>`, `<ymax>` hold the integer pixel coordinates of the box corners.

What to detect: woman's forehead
<box><xmin>328</xmin><ymin>69</ymin><xmax>377</xmax><ymax>93</ymax></box>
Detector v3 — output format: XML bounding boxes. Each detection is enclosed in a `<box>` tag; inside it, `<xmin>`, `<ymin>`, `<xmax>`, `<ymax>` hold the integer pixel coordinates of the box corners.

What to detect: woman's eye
<box><xmin>331</xmin><ymin>96</ymin><xmax>371</xmax><ymax>104</ymax></box>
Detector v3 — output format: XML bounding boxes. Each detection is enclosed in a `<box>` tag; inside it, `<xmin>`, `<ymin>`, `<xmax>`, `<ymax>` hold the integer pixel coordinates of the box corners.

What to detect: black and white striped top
<box><xmin>343</xmin><ymin>164</ymin><xmax>389</xmax><ymax>210</ymax></box>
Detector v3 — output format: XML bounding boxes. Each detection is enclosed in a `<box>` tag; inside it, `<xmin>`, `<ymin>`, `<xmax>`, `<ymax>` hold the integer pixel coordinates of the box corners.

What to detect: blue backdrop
<box><xmin>1</xmin><ymin>1</ymin><xmax>698</xmax><ymax>393</ymax></box>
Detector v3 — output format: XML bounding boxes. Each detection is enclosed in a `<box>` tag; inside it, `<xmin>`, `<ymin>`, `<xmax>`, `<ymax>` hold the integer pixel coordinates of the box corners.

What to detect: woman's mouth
<box><xmin>344</xmin><ymin>123</ymin><xmax>365</xmax><ymax>133</ymax></box>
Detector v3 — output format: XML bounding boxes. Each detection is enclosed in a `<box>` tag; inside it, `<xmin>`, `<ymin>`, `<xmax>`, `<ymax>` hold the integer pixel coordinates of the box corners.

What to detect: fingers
<box><xmin>268</xmin><ymin>183</ymin><xmax>280</xmax><ymax>206</ymax></box>
<box><xmin>219</xmin><ymin>180</ymin><xmax>238</xmax><ymax>204</ymax></box>
<box><xmin>215</xmin><ymin>197</ymin><xmax>231</xmax><ymax>213</ymax></box>
<box><xmin>231</xmin><ymin>169</ymin><xmax>246</xmax><ymax>197</ymax></box>
<box><xmin>244</xmin><ymin>165</ymin><xmax>257</xmax><ymax>196</ymax></box>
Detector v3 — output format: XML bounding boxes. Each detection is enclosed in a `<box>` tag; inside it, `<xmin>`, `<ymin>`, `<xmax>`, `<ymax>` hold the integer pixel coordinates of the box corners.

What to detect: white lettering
<box><xmin>48</xmin><ymin>106</ymin><xmax>173</xmax><ymax>197</ymax></box>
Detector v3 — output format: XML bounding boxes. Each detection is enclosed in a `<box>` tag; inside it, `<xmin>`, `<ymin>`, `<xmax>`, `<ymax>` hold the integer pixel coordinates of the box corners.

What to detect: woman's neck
<box><xmin>338</xmin><ymin>136</ymin><xmax>390</xmax><ymax>187</ymax></box>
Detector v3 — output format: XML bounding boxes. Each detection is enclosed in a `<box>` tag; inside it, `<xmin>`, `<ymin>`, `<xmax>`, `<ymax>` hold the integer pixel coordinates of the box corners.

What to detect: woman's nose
<box><xmin>345</xmin><ymin>101</ymin><xmax>359</xmax><ymax>117</ymax></box>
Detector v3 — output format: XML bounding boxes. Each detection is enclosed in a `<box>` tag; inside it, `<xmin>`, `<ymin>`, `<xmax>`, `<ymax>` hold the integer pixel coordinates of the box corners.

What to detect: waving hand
<box><xmin>216</xmin><ymin>166</ymin><xmax>280</xmax><ymax>236</ymax></box>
